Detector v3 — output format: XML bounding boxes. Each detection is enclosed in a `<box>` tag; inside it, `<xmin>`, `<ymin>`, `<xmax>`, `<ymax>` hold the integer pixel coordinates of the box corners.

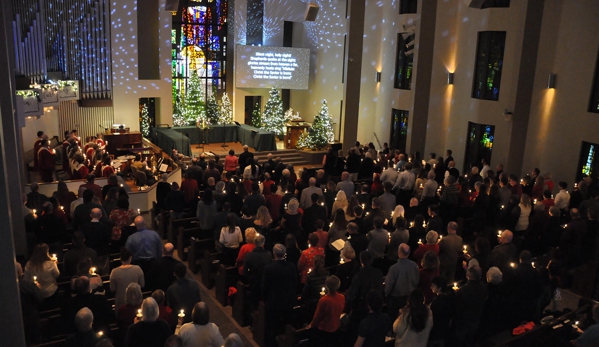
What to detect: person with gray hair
<box><xmin>490</xmin><ymin>229</ymin><xmax>517</xmax><ymax>273</ymax></box>
<box><xmin>336</xmin><ymin>171</ymin><xmax>355</xmax><ymax>200</ymax></box>
<box><xmin>262</xmin><ymin>243</ymin><xmax>298</xmax><ymax>347</ymax></box>
<box><xmin>439</xmin><ymin>221</ymin><xmax>463</xmax><ymax>282</ymax></box>
<box><xmin>223</xmin><ymin>333</ymin><xmax>244</xmax><ymax>347</ymax></box>
<box><xmin>64</xmin><ymin>307</ymin><xmax>105</xmax><ymax>347</ymax></box>
<box><xmin>384</xmin><ymin>243</ymin><xmax>419</xmax><ymax>320</ymax></box>
<box><xmin>306</xmin><ymin>276</ymin><xmax>345</xmax><ymax>344</ymax></box>
<box><xmin>486</xmin><ymin>266</ymin><xmax>503</xmax><ymax>284</ymax></box>
<box><xmin>126</xmin><ymin>297</ymin><xmax>172</xmax><ymax>347</ymax></box>
<box><xmin>300</xmin><ymin>177</ymin><xmax>324</xmax><ymax>209</ymax></box>
<box><xmin>176</xmin><ymin>302</ymin><xmax>224</xmax><ymax>347</ymax></box>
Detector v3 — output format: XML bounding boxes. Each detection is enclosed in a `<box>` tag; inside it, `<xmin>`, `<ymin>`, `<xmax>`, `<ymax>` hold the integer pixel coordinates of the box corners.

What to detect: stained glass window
<box><xmin>464</xmin><ymin>122</ymin><xmax>495</xmax><ymax>173</ymax></box>
<box><xmin>472</xmin><ymin>31</ymin><xmax>506</xmax><ymax>101</ymax></box>
<box><xmin>390</xmin><ymin>109</ymin><xmax>409</xmax><ymax>151</ymax></box>
<box><xmin>577</xmin><ymin>141</ymin><xmax>598</xmax><ymax>182</ymax></box>
<box><xmin>172</xmin><ymin>0</ymin><xmax>228</xmax><ymax>110</ymax></box>
<box><xmin>399</xmin><ymin>0</ymin><xmax>418</xmax><ymax>14</ymax></box>
<box><xmin>394</xmin><ymin>33</ymin><xmax>415</xmax><ymax>90</ymax></box>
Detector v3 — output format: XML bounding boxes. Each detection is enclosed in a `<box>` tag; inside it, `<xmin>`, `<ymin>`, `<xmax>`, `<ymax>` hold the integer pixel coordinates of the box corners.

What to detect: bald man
<box><xmin>439</xmin><ymin>221</ymin><xmax>463</xmax><ymax>282</ymax></box>
<box><xmin>384</xmin><ymin>243</ymin><xmax>419</xmax><ymax>320</ymax></box>
<box><xmin>126</xmin><ymin>216</ymin><xmax>163</xmax><ymax>264</ymax></box>
<box><xmin>146</xmin><ymin>242</ymin><xmax>183</xmax><ymax>291</ymax></box>
<box><xmin>300</xmin><ymin>177</ymin><xmax>323</xmax><ymax>209</ymax></box>
<box><xmin>490</xmin><ymin>230</ymin><xmax>517</xmax><ymax>273</ymax></box>
<box><xmin>336</xmin><ymin>171</ymin><xmax>355</xmax><ymax>199</ymax></box>
<box><xmin>83</xmin><ymin>207</ymin><xmax>111</xmax><ymax>257</ymax></box>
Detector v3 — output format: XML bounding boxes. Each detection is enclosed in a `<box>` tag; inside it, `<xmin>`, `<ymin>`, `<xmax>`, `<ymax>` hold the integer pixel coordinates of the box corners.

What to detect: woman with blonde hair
<box><xmin>24</xmin><ymin>243</ymin><xmax>60</xmax><ymax>299</ymax></box>
<box><xmin>345</xmin><ymin>195</ymin><xmax>360</xmax><ymax>221</ymax></box>
<box><xmin>513</xmin><ymin>193</ymin><xmax>532</xmax><ymax>235</ymax></box>
<box><xmin>331</xmin><ymin>190</ymin><xmax>348</xmax><ymax>215</ymax></box>
<box><xmin>236</xmin><ymin>228</ymin><xmax>257</xmax><ymax>275</ymax></box>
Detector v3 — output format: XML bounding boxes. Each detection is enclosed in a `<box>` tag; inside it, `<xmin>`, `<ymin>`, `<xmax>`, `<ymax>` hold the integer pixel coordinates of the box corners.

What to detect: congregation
<box><xmin>18</xmin><ymin>140</ymin><xmax>599</xmax><ymax>347</ymax></box>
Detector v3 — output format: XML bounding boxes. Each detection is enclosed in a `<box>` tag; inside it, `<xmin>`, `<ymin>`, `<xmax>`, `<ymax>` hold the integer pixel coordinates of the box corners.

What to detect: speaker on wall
<box><xmin>165</xmin><ymin>0</ymin><xmax>179</xmax><ymax>11</ymax></box>
<box><xmin>304</xmin><ymin>2</ymin><xmax>320</xmax><ymax>21</ymax></box>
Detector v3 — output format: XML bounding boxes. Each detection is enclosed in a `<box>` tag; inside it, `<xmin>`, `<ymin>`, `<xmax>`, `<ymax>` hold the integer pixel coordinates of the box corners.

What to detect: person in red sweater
<box><xmin>180</xmin><ymin>172</ymin><xmax>199</xmax><ymax>205</ymax></box>
<box><xmin>312</xmin><ymin>220</ymin><xmax>329</xmax><ymax>249</ymax></box>
<box><xmin>413</xmin><ymin>230</ymin><xmax>440</xmax><ymax>267</ymax></box>
<box><xmin>307</xmin><ymin>275</ymin><xmax>345</xmax><ymax>345</ymax></box>
<box><xmin>418</xmin><ymin>251</ymin><xmax>441</xmax><ymax>304</ymax></box>
<box><xmin>236</xmin><ymin>228</ymin><xmax>257</xmax><ymax>275</ymax></box>
<box><xmin>298</xmin><ymin>234</ymin><xmax>325</xmax><ymax>283</ymax></box>
<box><xmin>265</xmin><ymin>184</ymin><xmax>282</xmax><ymax>221</ymax></box>
<box><xmin>38</xmin><ymin>139</ymin><xmax>56</xmax><ymax>182</ymax></box>
<box><xmin>262</xmin><ymin>173</ymin><xmax>275</xmax><ymax>196</ymax></box>
<box><xmin>224</xmin><ymin>149</ymin><xmax>238</xmax><ymax>175</ymax></box>
<box><xmin>151</xmin><ymin>289</ymin><xmax>175</xmax><ymax>331</ymax></box>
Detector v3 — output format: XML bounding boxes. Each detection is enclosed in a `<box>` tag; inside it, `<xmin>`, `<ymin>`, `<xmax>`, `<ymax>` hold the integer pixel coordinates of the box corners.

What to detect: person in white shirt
<box><xmin>176</xmin><ymin>302</ymin><xmax>224</xmax><ymax>347</ymax></box>
<box><xmin>380</xmin><ymin>161</ymin><xmax>399</xmax><ymax>185</ymax></box>
<box><xmin>554</xmin><ymin>181</ymin><xmax>571</xmax><ymax>211</ymax></box>
<box><xmin>480</xmin><ymin>158</ymin><xmax>491</xmax><ymax>179</ymax></box>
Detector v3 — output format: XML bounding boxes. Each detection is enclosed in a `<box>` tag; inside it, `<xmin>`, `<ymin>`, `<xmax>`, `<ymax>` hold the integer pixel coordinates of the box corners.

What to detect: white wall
<box><xmin>522</xmin><ymin>0</ymin><xmax>599</xmax><ymax>185</ymax></box>
<box><xmin>20</xmin><ymin>109</ymin><xmax>60</xmax><ymax>152</ymax></box>
<box><xmin>110</xmin><ymin>0</ymin><xmax>173</xmax><ymax>129</ymax></box>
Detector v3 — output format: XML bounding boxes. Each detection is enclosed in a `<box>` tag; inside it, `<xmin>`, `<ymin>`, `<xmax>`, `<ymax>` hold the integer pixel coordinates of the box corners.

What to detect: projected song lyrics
<box><xmin>247</xmin><ymin>52</ymin><xmax>299</xmax><ymax>80</ymax></box>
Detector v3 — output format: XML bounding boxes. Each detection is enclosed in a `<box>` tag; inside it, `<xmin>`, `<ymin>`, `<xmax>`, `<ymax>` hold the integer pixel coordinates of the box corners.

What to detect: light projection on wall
<box><xmin>172</xmin><ymin>0</ymin><xmax>228</xmax><ymax>109</ymax></box>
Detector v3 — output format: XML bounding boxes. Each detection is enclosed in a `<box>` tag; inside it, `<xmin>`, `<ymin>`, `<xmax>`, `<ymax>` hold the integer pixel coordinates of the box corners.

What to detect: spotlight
<box><xmin>547</xmin><ymin>73</ymin><xmax>556</xmax><ymax>89</ymax></box>
<box><xmin>375</xmin><ymin>71</ymin><xmax>381</xmax><ymax>83</ymax></box>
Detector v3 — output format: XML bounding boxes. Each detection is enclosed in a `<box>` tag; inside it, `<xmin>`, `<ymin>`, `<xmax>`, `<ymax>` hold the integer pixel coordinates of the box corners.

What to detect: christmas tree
<box><xmin>301</xmin><ymin>100</ymin><xmax>335</xmax><ymax>149</ymax></box>
<box><xmin>251</xmin><ymin>104</ymin><xmax>262</xmax><ymax>128</ymax></box>
<box><xmin>205</xmin><ymin>92</ymin><xmax>220</xmax><ymax>124</ymax></box>
<box><xmin>262</xmin><ymin>87</ymin><xmax>285</xmax><ymax>135</ymax></box>
<box><xmin>140</xmin><ymin>104</ymin><xmax>150</xmax><ymax>137</ymax></box>
<box><xmin>219</xmin><ymin>92</ymin><xmax>234</xmax><ymax>124</ymax></box>
<box><xmin>172</xmin><ymin>94</ymin><xmax>187</xmax><ymax>127</ymax></box>
<box><xmin>183</xmin><ymin>72</ymin><xmax>207</xmax><ymax>126</ymax></box>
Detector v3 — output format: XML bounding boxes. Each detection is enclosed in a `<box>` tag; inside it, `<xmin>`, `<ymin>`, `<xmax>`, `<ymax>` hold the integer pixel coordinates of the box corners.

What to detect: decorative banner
<box><xmin>57</xmin><ymin>80</ymin><xmax>79</xmax><ymax>101</ymax></box>
<box><xmin>38</xmin><ymin>84</ymin><xmax>59</xmax><ymax>106</ymax></box>
<box><xmin>16</xmin><ymin>89</ymin><xmax>42</xmax><ymax>117</ymax></box>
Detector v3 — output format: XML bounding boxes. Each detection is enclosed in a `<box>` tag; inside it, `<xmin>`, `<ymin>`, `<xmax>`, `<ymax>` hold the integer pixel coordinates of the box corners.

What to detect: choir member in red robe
<box><xmin>38</xmin><ymin>139</ymin><xmax>55</xmax><ymax>182</ymax></box>
<box><xmin>101</xmin><ymin>157</ymin><xmax>115</xmax><ymax>178</ymax></box>
<box><xmin>71</xmin><ymin>154</ymin><xmax>89</xmax><ymax>180</ymax></box>
<box><xmin>95</xmin><ymin>133</ymin><xmax>106</xmax><ymax>150</ymax></box>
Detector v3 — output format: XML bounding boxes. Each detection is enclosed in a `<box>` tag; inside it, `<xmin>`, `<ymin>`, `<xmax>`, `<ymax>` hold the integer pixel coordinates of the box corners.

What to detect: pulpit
<box><xmin>104</xmin><ymin>131</ymin><xmax>143</xmax><ymax>155</ymax></box>
<box><xmin>285</xmin><ymin>123</ymin><xmax>310</xmax><ymax>149</ymax></box>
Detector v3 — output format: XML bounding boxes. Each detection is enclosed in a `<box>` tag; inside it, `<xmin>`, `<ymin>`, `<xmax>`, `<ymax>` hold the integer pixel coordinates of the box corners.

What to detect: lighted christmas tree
<box><xmin>206</xmin><ymin>92</ymin><xmax>220</xmax><ymax>124</ymax></box>
<box><xmin>302</xmin><ymin>100</ymin><xmax>335</xmax><ymax>149</ymax></box>
<box><xmin>219</xmin><ymin>92</ymin><xmax>234</xmax><ymax>124</ymax></box>
<box><xmin>262</xmin><ymin>87</ymin><xmax>285</xmax><ymax>135</ymax></box>
<box><xmin>183</xmin><ymin>72</ymin><xmax>207</xmax><ymax>126</ymax></box>
<box><xmin>251</xmin><ymin>103</ymin><xmax>262</xmax><ymax>128</ymax></box>
<box><xmin>172</xmin><ymin>94</ymin><xmax>187</xmax><ymax>127</ymax></box>
<box><xmin>140</xmin><ymin>104</ymin><xmax>150</xmax><ymax>137</ymax></box>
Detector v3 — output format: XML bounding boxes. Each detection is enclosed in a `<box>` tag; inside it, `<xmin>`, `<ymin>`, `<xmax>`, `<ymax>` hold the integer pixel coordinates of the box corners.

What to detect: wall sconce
<box><xmin>547</xmin><ymin>73</ymin><xmax>556</xmax><ymax>89</ymax></box>
<box><xmin>447</xmin><ymin>72</ymin><xmax>454</xmax><ymax>85</ymax></box>
<box><xmin>375</xmin><ymin>71</ymin><xmax>381</xmax><ymax>83</ymax></box>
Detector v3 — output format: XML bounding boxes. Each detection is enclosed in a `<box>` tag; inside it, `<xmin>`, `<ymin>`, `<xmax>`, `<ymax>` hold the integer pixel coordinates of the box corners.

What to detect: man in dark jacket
<box><xmin>262</xmin><ymin>244</ymin><xmax>298</xmax><ymax>347</ymax></box>
<box><xmin>166</xmin><ymin>263</ymin><xmax>201</xmax><ymax>324</ymax></box>
<box><xmin>451</xmin><ymin>265</ymin><xmax>488</xmax><ymax>347</ymax></box>
<box><xmin>63</xmin><ymin>231</ymin><xmax>99</xmax><ymax>278</ymax></box>
<box><xmin>243</xmin><ymin>234</ymin><xmax>272</xmax><ymax>306</ymax></box>
<box><xmin>146</xmin><ymin>243</ymin><xmax>182</xmax><ymax>291</ymax></box>
<box><xmin>490</xmin><ymin>230</ymin><xmax>517</xmax><ymax>274</ymax></box>
<box><xmin>302</xmin><ymin>193</ymin><xmax>328</xmax><ymax>234</ymax></box>
<box><xmin>243</xmin><ymin>182</ymin><xmax>265</xmax><ymax>216</ymax></box>
<box><xmin>238</xmin><ymin>145</ymin><xmax>254</xmax><ymax>174</ymax></box>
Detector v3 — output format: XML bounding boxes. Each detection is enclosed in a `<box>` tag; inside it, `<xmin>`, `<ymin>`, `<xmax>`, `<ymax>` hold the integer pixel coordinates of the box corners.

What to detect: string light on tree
<box><xmin>205</xmin><ymin>92</ymin><xmax>220</xmax><ymax>124</ymax></box>
<box><xmin>298</xmin><ymin>99</ymin><xmax>334</xmax><ymax>149</ymax></box>
<box><xmin>251</xmin><ymin>103</ymin><xmax>262</xmax><ymax>128</ymax></box>
<box><xmin>140</xmin><ymin>103</ymin><xmax>150</xmax><ymax>137</ymax></box>
<box><xmin>219</xmin><ymin>92</ymin><xmax>234</xmax><ymax>124</ymax></box>
<box><xmin>183</xmin><ymin>72</ymin><xmax>207</xmax><ymax>126</ymax></box>
<box><xmin>262</xmin><ymin>87</ymin><xmax>286</xmax><ymax>136</ymax></box>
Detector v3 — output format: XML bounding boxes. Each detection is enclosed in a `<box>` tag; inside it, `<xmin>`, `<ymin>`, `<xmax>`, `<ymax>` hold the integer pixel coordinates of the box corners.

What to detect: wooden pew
<box><xmin>151</xmin><ymin>201</ymin><xmax>158</xmax><ymax>232</ymax></box>
<box><xmin>168</xmin><ymin>217</ymin><xmax>199</xmax><ymax>246</ymax></box>
<box><xmin>200</xmin><ymin>248</ymin><xmax>223</xmax><ymax>289</ymax></box>
<box><xmin>187</xmin><ymin>236</ymin><xmax>215</xmax><ymax>274</ymax></box>
<box><xmin>158</xmin><ymin>210</ymin><xmax>170</xmax><ymax>240</ymax></box>
<box><xmin>276</xmin><ymin>325</ymin><xmax>311</xmax><ymax>347</ymax></box>
<box><xmin>176</xmin><ymin>227</ymin><xmax>204</xmax><ymax>261</ymax></box>
<box><xmin>232</xmin><ymin>281</ymin><xmax>251</xmax><ymax>327</ymax></box>
<box><xmin>214</xmin><ymin>263</ymin><xmax>239</xmax><ymax>307</ymax></box>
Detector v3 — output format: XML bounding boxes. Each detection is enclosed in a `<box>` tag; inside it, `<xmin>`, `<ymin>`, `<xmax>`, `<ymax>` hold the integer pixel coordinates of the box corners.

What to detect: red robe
<box><xmin>95</xmin><ymin>162</ymin><xmax>103</xmax><ymax>177</ymax></box>
<box><xmin>102</xmin><ymin>165</ymin><xmax>115</xmax><ymax>178</ymax></box>
<box><xmin>33</xmin><ymin>138</ymin><xmax>43</xmax><ymax>171</ymax></box>
<box><xmin>96</xmin><ymin>139</ymin><xmax>106</xmax><ymax>149</ymax></box>
<box><xmin>38</xmin><ymin>147</ymin><xmax>55</xmax><ymax>182</ymax></box>
<box><xmin>62</xmin><ymin>141</ymin><xmax>70</xmax><ymax>174</ymax></box>
<box><xmin>86</xmin><ymin>147</ymin><xmax>96</xmax><ymax>162</ymax></box>
<box><xmin>72</xmin><ymin>164</ymin><xmax>89</xmax><ymax>180</ymax></box>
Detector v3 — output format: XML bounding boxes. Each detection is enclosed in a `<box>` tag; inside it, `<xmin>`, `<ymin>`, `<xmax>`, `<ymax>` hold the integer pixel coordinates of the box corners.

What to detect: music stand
<box><xmin>221</xmin><ymin>122</ymin><xmax>228</xmax><ymax>149</ymax></box>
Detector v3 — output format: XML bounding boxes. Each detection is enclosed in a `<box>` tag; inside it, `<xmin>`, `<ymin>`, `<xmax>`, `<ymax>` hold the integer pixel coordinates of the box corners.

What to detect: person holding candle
<box><xmin>301</xmin><ymin>255</ymin><xmax>329</xmax><ymax>323</ymax></box>
<box><xmin>413</xmin><ymin>231</ymin><xmax>440</xmax><ymax>268</ymax></box>
<box><xmin>16</xmin><ymin>261</ymin><xmax>43</xmax><ymax>345</ymax></box>
<box><xmin>62</xmin><ymin>276</ymin><xmax>112</xmax><ymax>334</ymax></box>
<box><xmin>450</xmin><ymin>265</ymin><xmax>488</xmax><ymax>347</ymax></box>
<box><xmin>24</xmin><ymin>244</ymin><xmax>60</xmax><ymax>300</ymax></box>
<box><xmin>175</xmin><ymin>302</ymin><xmax>224</xmax><ymax>347</ymax></box>
<box><xmin>489</xmin><ymin>230</ymin><xmax>518</xmax><ymax>274</ymax></box>
<box><xmin>126</xmin><ymin>297</ymin><xmax>172</xmax><ymax>347</ymax></box>
<box><xmin>306</xmin><ymin>276</ymin><xmax>345</xmax><ymax>346</ymax></box>
<box><xmin>110</xmin><ymin>248</ymin><xmax>145</xmax><ymax>311</ymax></box>
<box><xmin>167</xmin><ymin>263</ymin><xmax>202</xmax><ymax>325</ymax></box>
<box><xmin>298</xmin><ymin>233</ymin><xmax>325</xmax><ymax>284</ymax></box>
<box><xmin>428</xmin><ymin>276</ymin><xmax>456</xmax><ymax>346</ymax></box>
<box><xmin>438</xmin><ymin>222</ymin><xmax>462</xmax><ymax>282</ymax></box>
<box><xmin>63</xmin><ymin>307</ymin><xmax>106</xmax><ymax>347</ymax></box>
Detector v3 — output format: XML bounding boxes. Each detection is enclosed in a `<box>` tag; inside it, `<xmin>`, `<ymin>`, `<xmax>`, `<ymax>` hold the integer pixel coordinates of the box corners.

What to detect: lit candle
<box><xmin>365</xmin><ymin>212</ymin><xmax>369</xmax><ymax>216</ymax></box>
<box><xmin>308</xmin><ymin>268</ymin><xmax>312</xmax><ymax>273</ymax></box>
<box><xmin>465</xmin><ymin>174</ymin><xmax>468</xmax><ymax>178</ymax></box>
<box><xmin>453</xmin><ymin>282</ymin><xmax>458</xmax><ymax>290</ymax></box>
<box><xmin>33</xmin><ymin>209</ymin><xmax>36</xmax><ymax>214</ymax></box>
<box><xmin>419</xmin><ymin>184</ymin><xmax>423</xmax><ymax>189</ymax></box>
<box><xmin>33</xmin><ymin>276</ymin><xmax>37</xmax><ymax>283</ymax></box>
<box><xmin>320</xmin><ymin>202</ymin><xmax>324</xmax><ymax>206</ymax></box>
<box><xmin>339</xmin><ymin>258</ymin><xmax>345</xmax><ymax>265</ymax></box>
<box><xmin>418</xmin><ymin>239</ymin><xmax>423</xmax><ymax>245</ymax></box>
<box><xmin>284</xmin><ymin>204</ymin><xmax>288</xmax><ymax>209</ymax></box>
<box><xmin>137</xmin><ymin>309</ymin><xmax>142</xmax><ymax>318</ymax></box>
<box><xmin>361</xmin><ymin>204</ymin><xmax>365</xmax><ymax>209</ymax></box>
<box><xmin>90</xmin><ymin>267</ymin><xmax>96</xmax><ymax>275</ymax></box>
<box><xmin>329</xmin><ymin>222</ymin><xmax>333</xmax><ymax>228</ymax></box>
<box><xmin>510</xmin><ymin>262</ymin><xmax>515</xmax><ymax>268</ymax></box>
<box><xmin>97</xmin><ymin>331</ymin><xmax>104</xmax><ymax>337</ymax></box>
<box><xmin>60</xmin><ymin>205</ymin><xmax>64</xmax><ymax>211</ymax></box>
<box><xmin>463</xmin><ymin>245</ymin><xmax>467</xmax><ymax>252</ymax></box>
<box><xmin>422</xmin><ymin>222</ymin><xmax>427</xmax><ymax>228</ymax></box>
<box><xmin>531</xmin><ymin>262</ymin><xmax>535</xmax><ymax>268</ymax></box>
<box><xmin>391</xmin><ymin>211</ymin><xmax>394</xmax><ymax>216</ymax></box>
<box><xmin>137</xmin><ymin>208</ymin><xmax>141</xmax><ymax>215</ymax></box>
<box><xmin>498</xmin><ymin>231</ymin><xmax>502</xmax><ymax>237</ymax></box>
<box><xmin>178</xmin><ymin>309</ymin><xmax>185</xmax><ymax>318</ymax></box>
<box><xmin>439</xmin><ymin>235</ymin><xmax>443</xmax><ymax>242</ymax></box>
<box><xmin>51</xmin><ymin>254</ymin><xmax>57</xmax><ymax>261</ymax></box>
<box><xmin>324</xmin><ymin>188</ymin><xmax>327</xmax><ymax>193</ymax></box>
<box><xmin>501</xmin><ymin>205</ymin><xmax>504</xmax><ymax>210</ymax></box>
<box><xmin>533</xmin><ymin>199</ymin><xmax>537</xmax><ymax>204</ymax></box>
<box><xmin>120</xmin><ymin>184</ymin><xmax>123</xmax><ymax>187</ymax></box>
<box><xmin>223</xmin><ymin>190</ymin><xmax>226</xmax><ymax>194</ymax></box>
<box><xmin>320</xmin><ymin>287</ymin><xmax>326</xmax><ymax>295</ymax></box>
<box><xmin>410</xmin><ymin>221</ymin><xmax>414</xmax><ymax>228</ymax></box>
